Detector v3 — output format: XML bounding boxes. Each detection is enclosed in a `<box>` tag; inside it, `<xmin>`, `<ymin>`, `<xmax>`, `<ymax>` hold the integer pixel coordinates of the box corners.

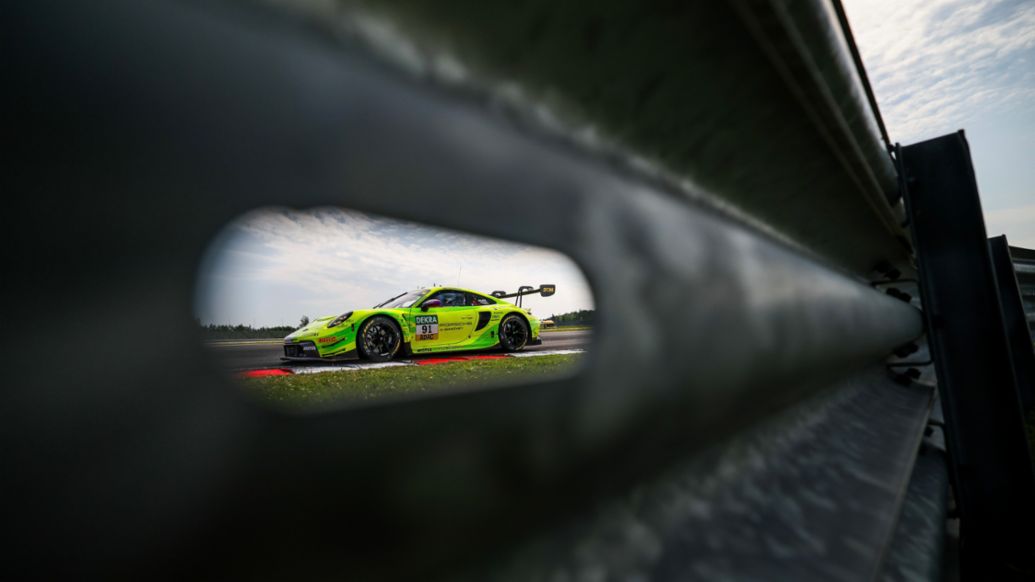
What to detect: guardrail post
<box><xmin>898</xmin><ymin>131</ymin><xmax>1035</xmax><ymax>579</ymax></box>
<box><xmin>989</xmin><ymin>236</ymin><xmax>1035</xmax><ymax>411</ymax></box>
<box><xmin>1012</xmin><ymin>246</ymin><xmax>1035</xmax><ymax>344</ymax></box>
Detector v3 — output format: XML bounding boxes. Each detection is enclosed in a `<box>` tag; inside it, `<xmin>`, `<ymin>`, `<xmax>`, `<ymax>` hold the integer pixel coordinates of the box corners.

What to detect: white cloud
<box><xmin>196</xmin><ymin>208</ymin><xmax>594</xmax><ymax>326</ymax></box>
<box><xmin>843</xmin><ymin>0</ymin><xmax>1035</xmax><ymax>143</ymax></box>
<box><xmin>843</xmin><ymin>0</ymin><xmax>1035</xmax><ymax>248</ymax></box>
<box><xmin>985</xmin><ymin>203</ymin><xmax>1035</xmax><ymax>248</ymax></box>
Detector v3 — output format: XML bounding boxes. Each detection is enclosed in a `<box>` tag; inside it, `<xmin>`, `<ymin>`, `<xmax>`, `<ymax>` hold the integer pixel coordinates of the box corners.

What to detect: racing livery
<box><xmin>282</xmin><ymin>285</ymin><xmax>555</xmax><ymax>362</ymax></box>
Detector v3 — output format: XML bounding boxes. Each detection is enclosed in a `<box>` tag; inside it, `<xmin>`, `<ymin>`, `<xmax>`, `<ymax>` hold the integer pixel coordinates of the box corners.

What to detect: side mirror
<box><xmin>421</xmin><ymin>299</ymin><xmax>442</xmax><ymax>312</ymax></box>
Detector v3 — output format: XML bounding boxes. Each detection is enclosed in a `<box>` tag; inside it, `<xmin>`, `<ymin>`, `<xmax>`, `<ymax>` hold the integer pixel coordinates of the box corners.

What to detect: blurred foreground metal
<box><xmin>4</xmin><ymin>0</ymin><xmax>1031</xmax><ymax>579</ymax></box>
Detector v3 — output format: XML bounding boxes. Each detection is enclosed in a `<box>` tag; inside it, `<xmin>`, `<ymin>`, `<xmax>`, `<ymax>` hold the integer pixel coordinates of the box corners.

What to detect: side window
<box><xmin>467</xmin><ymin>293</ymin><xmax>493</xmax><ymax>306</ymax></box>
<box><xmin>430</xmin><ymin>290</ymin><xmax>467</xmax><ymax>307</ymax></box>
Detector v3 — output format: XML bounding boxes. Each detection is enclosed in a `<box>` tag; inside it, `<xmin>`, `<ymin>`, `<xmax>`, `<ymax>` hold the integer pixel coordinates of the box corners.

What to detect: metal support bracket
<box><xmin>898</xmin><ymin>132</ymin><xmax>1035</xmax><ymax>578</ymax></box>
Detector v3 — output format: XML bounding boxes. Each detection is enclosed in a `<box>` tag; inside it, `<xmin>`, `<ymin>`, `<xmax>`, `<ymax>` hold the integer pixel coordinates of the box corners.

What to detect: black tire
<box><xmin>498</xmin><ymin>314</ymin><xmax>529</xmax><ymax>352</ymax></box>
<box><xmin>357</xmin><ymin>316</ymin><xmax>402</xmax><ymax>362</ymax></box>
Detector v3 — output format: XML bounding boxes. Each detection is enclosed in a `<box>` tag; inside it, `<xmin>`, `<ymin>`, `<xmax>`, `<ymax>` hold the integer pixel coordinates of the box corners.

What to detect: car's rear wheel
<box><xmin>358</xmin><ymin>316</ymin><xmax>402</xmax><ymax>362</ymax></box>
<box><xmin>498</xmin><ymin>314</ymin><xmax>529</xmax><ymax>352</ymax></box>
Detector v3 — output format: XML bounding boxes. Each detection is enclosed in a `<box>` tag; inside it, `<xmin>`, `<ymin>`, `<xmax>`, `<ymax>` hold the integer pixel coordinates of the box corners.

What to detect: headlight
<box><xmin>326</xmin><ymin>311</ymin><xmax>353</xmax><ymax>328</ymax></box>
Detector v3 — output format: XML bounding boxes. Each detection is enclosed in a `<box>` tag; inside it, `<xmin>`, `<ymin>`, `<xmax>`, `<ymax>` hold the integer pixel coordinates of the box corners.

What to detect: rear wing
<box><xmin>491</xmin><ymin>284</ymin><xmax>555</xmax><ymax>308</ymax></box>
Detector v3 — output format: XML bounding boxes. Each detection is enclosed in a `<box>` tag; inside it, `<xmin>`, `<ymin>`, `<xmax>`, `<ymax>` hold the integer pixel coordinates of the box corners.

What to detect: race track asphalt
<box><xmin>205</xmin><ymin>330</ymin><xmax>591</xmax><ymax>372</ymax></box>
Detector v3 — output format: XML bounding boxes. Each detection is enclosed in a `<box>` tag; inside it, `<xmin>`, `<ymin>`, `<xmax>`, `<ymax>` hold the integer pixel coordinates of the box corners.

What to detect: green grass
<box><xmin>245</xmin><ymin>354</ymin><xmax>581</xmax><ymax>410</ymax></box>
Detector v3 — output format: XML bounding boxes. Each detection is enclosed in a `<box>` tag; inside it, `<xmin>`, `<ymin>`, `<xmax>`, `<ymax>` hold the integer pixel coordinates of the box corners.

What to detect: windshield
<box><xmin>375</xmin><ymin>290</ymin><xmax>426</xmax><ymax>309</ymax></box>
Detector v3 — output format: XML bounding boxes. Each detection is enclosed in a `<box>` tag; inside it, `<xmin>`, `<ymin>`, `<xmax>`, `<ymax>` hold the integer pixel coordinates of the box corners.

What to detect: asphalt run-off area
<box><xmin>206</xmin><ymin>329</ymin><xmax>591</xmax><ymax>376</ymax></box>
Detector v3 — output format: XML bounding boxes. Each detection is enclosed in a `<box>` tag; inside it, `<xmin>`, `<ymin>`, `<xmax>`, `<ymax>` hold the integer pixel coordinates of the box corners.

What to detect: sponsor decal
<box><xmin>414</xmin><ymin>314</ymin><xmax>439</xmax><ymax>341</ymax></box>
<box><xmin>318</xmin><ymin>336</ymin><xmax>339</xmax><ymax>343</ymax></box>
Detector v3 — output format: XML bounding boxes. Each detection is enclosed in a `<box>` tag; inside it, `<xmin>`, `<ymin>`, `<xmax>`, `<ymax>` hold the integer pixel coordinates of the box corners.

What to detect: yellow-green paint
<box><xmin>283</xmin><ymin>286</ymin><xmax>542</xmax><ymax>359</ymax></box>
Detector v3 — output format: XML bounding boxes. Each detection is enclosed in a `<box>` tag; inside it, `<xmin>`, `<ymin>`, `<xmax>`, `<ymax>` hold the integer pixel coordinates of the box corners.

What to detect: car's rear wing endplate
<box><xmin>491</xmin><ymin>284</ymin><xmax>555</xmax><ymax>299</ymax></box>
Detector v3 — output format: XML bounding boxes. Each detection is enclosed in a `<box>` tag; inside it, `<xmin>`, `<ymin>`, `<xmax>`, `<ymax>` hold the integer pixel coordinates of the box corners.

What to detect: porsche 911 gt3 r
<box><xmin>282</xmin><ymin>285</ymin><xmax>555</xmax><ymax>362</ymax></box>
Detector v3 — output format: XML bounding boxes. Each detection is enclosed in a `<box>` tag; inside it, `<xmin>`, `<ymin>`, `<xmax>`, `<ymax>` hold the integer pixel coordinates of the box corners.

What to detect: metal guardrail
<box><xmin>7</xmin><ymin>0</ymin><xmax>1009</xmax><ymax>579</ymax></box>
<box><xmin>899</xmin><ymin>135</ymin><xmax>1035</xmax><ymax>579</ymax></box>
<box><xmin>1010</xmin><ymin>245</ymin><xmax>1035</xmax><ymax>336</ymax></box>
<box><xmin>992</xmin><ymin>239</ymin><xmax>1035</xmax><ymax>412</ymax></box>
<box><xmin>260</xmin><ymin>0</ymin><xmax>912</xmax><ymax>278</ymax></box>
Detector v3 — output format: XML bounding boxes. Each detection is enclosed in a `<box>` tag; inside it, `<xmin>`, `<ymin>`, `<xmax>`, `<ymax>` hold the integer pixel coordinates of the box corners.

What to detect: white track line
<box><xmin>508</xmin><ymin>349</ymin><xmax>586</xmax><ymax>357</ymax></box>
<box><xmin>290</xmin><ymin>365</ymin><xmax>358</xmax><ymax>375</ymax></box>
<box><xmin>291</xmin><ymin>361</ymin><xmax>414</xmax><ymax>374</ymax></box>
<box><xmin>282</xmin><ymin>349</ymin><xmax>584</xmax><ymax>374</ymax></box>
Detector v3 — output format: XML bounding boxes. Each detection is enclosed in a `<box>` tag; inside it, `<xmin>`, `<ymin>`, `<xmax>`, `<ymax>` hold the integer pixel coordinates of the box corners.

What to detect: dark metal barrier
<box><xmin>990</xmin><ymin>237</ymin><xmax>1035</xmax><ymax>411</ymax></box>
<box><xmin>258</xmin><ymin>0</ymin><xmax>912</xmax><ymax>277</ymax></box>
<box><xmin>3</xmin><ymin>0</ymin><xmax>959</xmax><ymax>579</ymax></box>
<box><xmin>899</xmin><ymin>133</ymin><xmax>1035</xmax><ymax>578</ymax></box>
<box><xmin>1011</xmin><ymin>245</ymin><xmax>1035</xmax><ymax>340</ymax></box>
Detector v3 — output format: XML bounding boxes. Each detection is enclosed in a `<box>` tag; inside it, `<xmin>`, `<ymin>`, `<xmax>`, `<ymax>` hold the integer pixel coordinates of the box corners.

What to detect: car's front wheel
<box><xmin>498</xmin><ymin>314</ymin><xmax>529</xmax><ymax>352</ymax></box>
<box><xmin>358</xmin><ymin>316</ymin><xmax>402</xmax><ymax>362</ymax></box>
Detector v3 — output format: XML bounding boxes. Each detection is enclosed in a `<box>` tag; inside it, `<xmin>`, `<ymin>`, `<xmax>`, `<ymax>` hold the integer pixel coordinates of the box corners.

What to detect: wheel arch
<box><xmin>356</xmin><ymin>312</ymin><xmax>407</xmax><ymax>360</ymax></box>
<box><xmin>503</xmin><ymin>310</ymin><xmax>532</xmax><ymax>331</ymax></box>
<box><xmin>498</xmin><ymin>310</ymin><xmax>532</xmax><ymax>347</ymax></box>
<box><xmin>358</xmin><ymin>310</ymin><xmax>407</xmax><ymax>333</ymax></box>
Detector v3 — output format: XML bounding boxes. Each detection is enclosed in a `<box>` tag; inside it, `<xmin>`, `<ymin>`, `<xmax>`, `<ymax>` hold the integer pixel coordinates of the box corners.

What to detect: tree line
<box><xmin>198</xmin><ymin>317</ymin><xmax>308</xmax><ymax>340</ymax></box>
<box><xmin>545</xmin><ymin>309</ymin><xmax>594</xmax><ymax>326</ymax></box>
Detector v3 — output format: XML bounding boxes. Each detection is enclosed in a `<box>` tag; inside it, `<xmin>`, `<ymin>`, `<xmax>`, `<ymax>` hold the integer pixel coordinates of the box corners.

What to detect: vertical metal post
<box><xmin>989</xmin><ymin>236</ymin><xmax>1035</xmax><ymax>411</ymax></box>
<box><xmin>898</xmin><ymin>131</ymin><xmax>1035</xmax><ymax>579</ymax></box>
<box><xmin>1010</xmin><ymin>245</ymin><xmax>1035</xmax><ymax>347</ymax></box>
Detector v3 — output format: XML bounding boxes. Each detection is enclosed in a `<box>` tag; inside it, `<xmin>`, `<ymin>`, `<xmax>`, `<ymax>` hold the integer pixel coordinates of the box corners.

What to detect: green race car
<box><xmin>282</xmin><ymin>284</ymin><xmax>555</xmax><ymax>362</ymax></box>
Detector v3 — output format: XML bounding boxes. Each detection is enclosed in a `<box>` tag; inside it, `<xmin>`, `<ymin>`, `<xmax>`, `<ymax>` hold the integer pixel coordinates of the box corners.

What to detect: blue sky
<box><xmin>843</xmin><ymin>0</ymin><xmax>1035</xmax><ymax>247</ymax></box>
<box><xmin>196</xmin><ymin>208</ymin><xmax>594</xmax><ymax>326</ymax></box>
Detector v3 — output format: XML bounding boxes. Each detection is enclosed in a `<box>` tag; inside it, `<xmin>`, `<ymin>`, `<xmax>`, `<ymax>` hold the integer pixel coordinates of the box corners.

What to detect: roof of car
<box><xmin>422</xmin><ymin>286</ymin><xmax>499</xmax><ymax>299</ymax></box>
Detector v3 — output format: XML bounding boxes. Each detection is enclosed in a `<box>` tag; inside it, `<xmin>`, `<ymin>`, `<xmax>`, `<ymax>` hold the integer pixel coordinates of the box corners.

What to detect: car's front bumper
<box><xmin>281</xmin><ymin>341</ymin><xmax>357</xmax><ymax>361</ymax></box>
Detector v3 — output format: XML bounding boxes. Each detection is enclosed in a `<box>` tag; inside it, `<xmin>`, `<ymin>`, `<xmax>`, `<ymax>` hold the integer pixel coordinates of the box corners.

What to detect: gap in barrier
<box><xmin>196</xmin><ymin>207</ymin><xmax>595</xmax><ymax>410</ymax></box>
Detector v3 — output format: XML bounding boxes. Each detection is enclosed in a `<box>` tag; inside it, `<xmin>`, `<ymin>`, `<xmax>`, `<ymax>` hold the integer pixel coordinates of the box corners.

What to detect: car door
<box><xmin>414</xmin><ymin>290</ymin><xmax>478</xmax><ymax>347</ymax></box>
